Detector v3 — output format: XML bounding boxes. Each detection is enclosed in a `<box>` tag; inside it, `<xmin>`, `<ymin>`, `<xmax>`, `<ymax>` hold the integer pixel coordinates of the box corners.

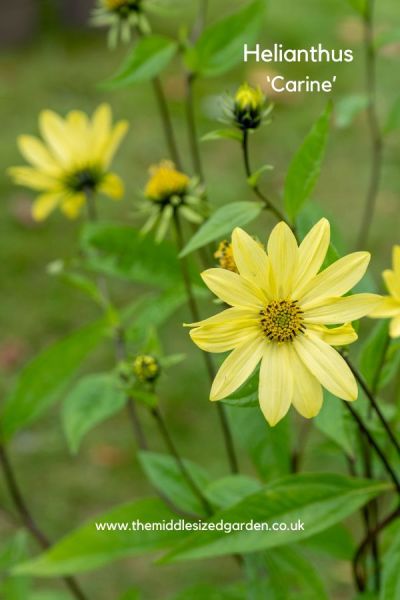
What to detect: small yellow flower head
<box><xmin>214</xmin><ymin>240</ymin><xmax>238</xmax><ymax>273</ymax></box>
<box><xmin>141</xmin><ymin>160</ymin><xmax>205</xmax><ymax>243</ymax></box>
<box><xmin>186</xmin><ymin>219</ymin><xmax>382</xmax><ymax>426</ymax></box>
<box><xmin>133</xmin><ymin>354</ymin><xmax>161</xmax><ymax>383</ymax></box>
<box><xmin>369</xmin><ymin>245</ymin><xmax>400</xmax><ymax>338</ymax></box>
<box><xmin>145</xmin><ymin>161</ymin><xmax>190</xmax><ymax>203</ymax></box>
<box><xmin>232</xmin><ymin>83</ymin><xmax>267</xmax><ymax>130</ymax></box>
<box><xmin>8</xmin><ymin>104</ymin><xmax>128</xmax><ymax>221</ymax></box>
<box><xmin>92</xmin><ymin>0</ymin><xmax>148</xmax><ymax>47</ymax></box>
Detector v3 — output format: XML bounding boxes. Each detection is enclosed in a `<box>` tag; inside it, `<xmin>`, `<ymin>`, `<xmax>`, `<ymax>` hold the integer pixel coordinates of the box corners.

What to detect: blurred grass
<box><xmin>0</xmin><ymin>0</ymin><xmax>399</xmax><ymax>598</ymax></box>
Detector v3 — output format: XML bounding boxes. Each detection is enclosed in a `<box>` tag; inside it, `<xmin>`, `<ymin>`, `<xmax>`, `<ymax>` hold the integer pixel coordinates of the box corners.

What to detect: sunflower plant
<box><xmin>1</xmin><ymin>1</ymin><xmax>400</xmax><ymax>599</ymax></box>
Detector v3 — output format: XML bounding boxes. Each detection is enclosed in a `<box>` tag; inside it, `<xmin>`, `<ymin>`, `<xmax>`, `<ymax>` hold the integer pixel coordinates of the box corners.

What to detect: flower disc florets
<box><xmin>260</xmin><ymin>300</ymin><xmax>305</xmax><ymax>342</ymax></box>
<box><xmin>214</xmin><ymin>240</ymin><xmax>238</xmax><ymax>273</ymax></box>
<box><xmin>133</xmin><ymin>355</ymin><xmax>160</xmax><ymax>383</ymax></box>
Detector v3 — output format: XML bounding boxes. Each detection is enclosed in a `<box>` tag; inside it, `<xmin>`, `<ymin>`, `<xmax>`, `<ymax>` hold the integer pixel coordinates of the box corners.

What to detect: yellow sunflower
<box><xmin>187</xmin><ymin>219</ymin><xmax>381</xmax><ymax>426</ymax></box>
<box><xmin>369</xmin><ymin>245</ymin><xmax>400</xmax><ymax>338</ymax></box>
<box><xmin>8</xmin><ymin>104</ymin><xmax>128</xmax><ymax>221</ymax></box>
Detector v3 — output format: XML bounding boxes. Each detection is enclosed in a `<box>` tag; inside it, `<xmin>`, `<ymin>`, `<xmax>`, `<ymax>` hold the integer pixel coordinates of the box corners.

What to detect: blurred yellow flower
<box><xmin>8</xmin><ymin>104</ymin><xmax>128</xmax><ymax>221</ymax></box>
<box><xmin>214</xmin><ymin>240</ymin><xmax>238</xmax><ymax>273</ymax></box>
<box><xmin>369</xmin><ymin>245</ymin><xmax>400</xmax><ymax>338</ymax></box>
<box><xmin>92</xmin><ymin>0</ymin><xmax>148</xmax><ymax>47</ymax></box>
<box><xmin>187</xmin><ymin>219</ymin><xmax>381</xmax><ymax>426</ymax></box>
<box><xmin>141</xmin><ymin>160</ymin><xmax>204</xmax><ymax>243</ymax></box>
<box><xmin>133</xmin><ymin>355</ymin><xmax>160</xmax><ymax>383</ymax></box>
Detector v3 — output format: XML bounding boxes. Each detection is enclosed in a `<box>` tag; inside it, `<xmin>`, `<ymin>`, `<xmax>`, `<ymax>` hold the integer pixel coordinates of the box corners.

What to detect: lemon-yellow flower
<box><xmin>214</xmin><ymin>240</ymin><xmax>238</xmax><ymax>273</ymax></box>
<box><xmin>8</xmin><ymin>104</ymin><xmax>128</xmax><ymax>221</ymax></box>
<box><xmin>187</xmin><ymin>219</ymin><xmax>381</xmax><ymax>426</ymax></box>
<box><xmin>145</xmin><ymin>161</ymin><xmax>190</xmax><ymax>202</ymax></box>
<box><xmin>235</xmin><ymin>83</ymin><xmax>265</xmax><ymax>112</ymax></box>
<box><xmin>369</xmin><ymin>245</ymin><xmax>400</xmax><ymax>338</ymax></box>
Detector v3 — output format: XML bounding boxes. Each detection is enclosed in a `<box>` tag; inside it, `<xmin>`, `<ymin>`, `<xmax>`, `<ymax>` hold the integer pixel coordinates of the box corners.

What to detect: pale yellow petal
<box><xmin>383</xmin><ymin>270</ymin><xmax>400</xmax><ymax>301</ymax></box>
<box><xmin>91</xmin><ymin>103</ymin><xmax>112</xmax><ymax>162</ymax></box>
<box><xmin>294</xmin><ymin>332</ymin><xmax>358</xmax><ymax>401</ymax></box>
<box><xmin>291</xmin><ymin>350</ymin><xmax>323</xmax><ymax>418</ymax></box>
<box><xmin>201</xmin><ymin>268</ymin><xmax>267</xmax><ymax>308</ymax></box>
<box><xmin>8</xmin><ymin>167</ymin><xmax>60</xmax><ymax>192</ymax></box>
<box><xmin>66</xmin><ymin>110</ymin><xmax>90</xmax><ymax>163</ymax></box>
<box><xmin>307</xmin><ymin>323</ymin><xmax>358</xmax><ymax>346</ymax></box>
<box><xmin>39</xmin><ymin>110</ymin><xmax>74</xmax><ymax>166</ymax></box>
<box><xmin>259</xmin><ymin>343</ymin><xmax>293</xmax><ymax>426</ymax></box>
<box><xmin>303</xmin><ymin>294</ymin><xmax>382</xmax><ymax>324</ymax></box>
<box><xmin>32</xmin><ymin>192</ymin><xmax>64</xmax><ymax>221</ymax></box>
<box><xmin>210</xmin><ymin>336</ymin><xmax>264</xmax><ymax>400</ymax></box>
<box><xmin>267</xmin><ymin>221</ymin><xmax>298</xmax><ymax>297</ymax></box>
<box><xmin>102</xmin><ymin>120</ymin><xmax>129</xmax><ymax>168</ymax></box>
<box><xmin>292</xmin><ymin>218</ymin><xmax>330</xmax><ymax>296</ymax></box>
<box><xmin>369</xmin><ymin>296</ymin><xmax>400</xmax><ymax>318</ymax></box>
<box><xmin>17</xmin><ymin>135</ymin><xmax>61</xmax><ymax>175</ymax></box>
<box><xmin>393</xmin><ymin>246</ymin><xmax>400</xmax><ymax>278</ymax></box>
<box><xmin>231</xmin><ymin>228</ymin><xmax>273</xmax><ymax>297</ymax></box>
<box><xmin>190</xmin><ymin>322</ymin><xmax>262</xmax><ymax>353</ymax></box>
<box><xmin>390</xmin><ymin>315</ymin><xmax>400</xmax><ymax>338</ymax></box>
<box><xmin>61</xmin><ymin>193</ymin><xmax>86</xmax><ymax>219</ymax></box>
<box><xmin>98</xmin><ymin>173</ymin><xmax>124</xmax><ymax>199</ymax></box>
<box><xmin>298</xmin><ymin>252</ymin><xmax>370</xmax><ymax>307</ymax></box>
<box><xmin>185</xmin><ymin>306</ymin><xmax>259</xmax><ymax>328</ymax></box>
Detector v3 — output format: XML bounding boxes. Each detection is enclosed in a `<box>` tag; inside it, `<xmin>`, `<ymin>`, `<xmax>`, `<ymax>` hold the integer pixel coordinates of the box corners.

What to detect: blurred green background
<box><xmin>0</xmin><ymin>0</ymin><xmax>399</xmax><ymax>598</ymax></box>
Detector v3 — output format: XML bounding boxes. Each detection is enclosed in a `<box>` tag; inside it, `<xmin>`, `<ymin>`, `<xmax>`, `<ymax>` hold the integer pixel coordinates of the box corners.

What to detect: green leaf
<box><xmin>138</xmin><ymin>452</ymin><xmax>210</xmax><ymax>516</ymax></box>
<box><xmin>14</xmin><ymin>499</ymin><xmax>186</xmax><ymax>577</ymax></box>
<box><xmin>171</xmin><ymin>583</ymin><xmax>246</xmax><ymax>600</ymax></box>
<box><xmin>264</xmin><ymin>546</ymin><xmax>328</xmax><ymax>600</ymax></box>
<box><xmin>81</xmin><ymin>223</ymin><xmax>182</xmax><ymax>289</ymax></box>
<box><xmin>0</xmin><ymin>320</ymin><xmax>107</xmax><ymax>441</ymax></box>
<box><xmin>335</xmin><ymin>95</ymin><xmax>368</xmax><ymax>128</ymax></box>
<box><xmin>384</xmin><ymin>98</ymin><xmax>400</xmax><ymax>135</ymax></box>
<box><xmin>314</xmin><ymin>391</ymin><xmax>355</xmax><ymax>456</ymax></box>
<box><xmin>161</xmin><ymin>474</ymin><xmax>390</xmax><ymax>562</ymax></box>
<box><xmin>62</xmin><ymin>374</ymin><xmax>126</xmax><ymax>454</ymax></box>
<box><xmin>360</xmin><ymin>321</ymin><xmax>391</xmax><ymax>390</ymax></box>
<box><xmin>345</xmin><ymin>0</ymin><xmax>367</xmax><ymax>16</ymax></box>
<box><xmin>301</xmin><ymin>524</ymin><xmax>355</xmax><ymax>560</ymax></box>
<box><xmin>222</xmin><ymin>369</ymin><xmax>259</xmax><ymax>408</ymax></box>
<box><xmin>179</xmin><ymin>202</ymin><xmax>263</xmax><ymax>257</ymax></box>
<box><xmin>381</xmin><ymin>525</ymin><xmax>400</xmax><ymax>600</ymax></box>
<box><xmin>284</xmin><ymin>103</ymin><xmax>332</xmax><ymax>222</ymax></box>
<box><xmin>201</xmin><ymin>129</ymin><xmax>242</xmax><ymax>142</ymax></box>
<box><xmin>186</xmin><ymin>0</ymin><xmax>265</xmax><ymax>78</ymax></box>
<box><xmin>227</xmin><ymin>404</ymin><xmax>291</xmax><ymax>480</ymax></box>
<box><xmin>103</xmin><ymin>35</ymin><xmax>177</xmax><ymax>89</ymax></box>
<box><xmin>247</xmin><ymin>165</ymin><xmax>274</xmax><ymax>189</ymax></box>
<box><xmin>205</xmin><ymin>475</ymin><xmax>262</xmax><ymax>510</ymax></box>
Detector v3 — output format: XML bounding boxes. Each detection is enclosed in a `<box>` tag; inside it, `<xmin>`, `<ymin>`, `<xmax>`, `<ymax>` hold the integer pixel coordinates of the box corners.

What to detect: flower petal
<box><xmin>369</xmin><ymin>296</ymin><xmax>400</xmax><ymax>318</ymax></box>
<box><xmin>98</xmin><ymin>173</ymin><xmax>124</xmax><ymax>199</ymax></box>
<box><xmin>292</xmin><ymin>218</ymin><xmax>330</xmax><ymax>296</ymax></box>
<box><xmin>267</xmin><ymin>222</ymin><xmax>298</xmax><ymax>297</ymax></box>
<box><xmin>190</xmin><ymin>322</ymin><xmax>262</xmax><ymax>353</ymax></box>
<box><xmin>201</xmin><ymin>268</ymin><xmax>267</xmax><ymax>308</ymax></box>
<box><xmin>185</xmin><ymin>306</ymin><xmax>259</xmax><ymax>328</ymax></box>
<box><xmin>393</xmin><ymin>246</ymin><xmax>400</xmax><ymax>278</ymax></box>
<box><xmin>231</xmin><ymin>228</ymin><xmax>273</xmax><ymax>297</ymax></box>
<box><xmin>259</xmin><ymin>342</ymin><xmax>293</xmax><ymax>426</ymax></box>
<box><xmin>39</xmin><ymin>110</ymin><xmax>74</xmax><ymax>166</ymax></box>
<box><xmin>297</xmin><ymin>252</ymin><xmax>370</xmax><ymax>306</ymax></box>
<box><xmin>303</xmin><ymin>294</ymin><xmax>382</xmax><ymax>324</ymax></box>
<box><xmin>32</xmin><ymin>192</ymin><xmax>64</xmax><ymax>221</ymax></box>
<box><xmin>383</xmin><ymin>270</ymin><xmax>400</xmax><ymax>301</ymax></box>
<box><xmin>60</xmin><ymin>193</ymin><xmax>86</xmax><ymax>219</ymax></box>
<box><xmin>294</xmin><ymin>332</ymin><xmax>358</xmax><ymax>401</ymax></box>
<box><xmin>102</xmin><ymin>120</ymin><xmax>129</xmax><ymax>168</ymax></box>
<box><xmin>8</xmin><ymin>167</ymin><xmax>60</xmax><ymax>192</ymax></box>
<box><xmin>291</xmin><ymin>351</ymin><xmax>323</xmax><ymax>418</ymax></box>
<box><xmin>307</xmin><ymin>323</ymin><xmax>358</xmax><ymax>346</ymax></box>
<box><xmin>390</xmin><ymin>315</ymin><xmax>400</xmax><ymax>338</ymax></box>
<box><xmin>210</xmin><ymin>336</ymin><xmax>264</xmax><ymax>400</ymax></box>
<box><xmin>17</xmin><ymin>135</ymin><xmax>61</xmax><ymax>175</ymax></box>
<box><xmin>91</xmin><ymin>103</ymin><xmax>112</xmax><ymax>162</ymax></box>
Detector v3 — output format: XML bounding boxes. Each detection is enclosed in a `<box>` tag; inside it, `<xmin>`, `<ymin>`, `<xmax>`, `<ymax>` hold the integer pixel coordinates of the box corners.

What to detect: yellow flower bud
<box><xmin>133</xmin><ymin>355</ymin><xmax>161</xmax><ymax>383</ymax></box>
<box><xmin>214</xmin><ymin>240</ymin><xmax>238</xmax><ymax>273</ymax></box>
<box><xmin>145</xmin><ymin>161</ymin><xmax>190</xmax><ymax>203</ymax></box>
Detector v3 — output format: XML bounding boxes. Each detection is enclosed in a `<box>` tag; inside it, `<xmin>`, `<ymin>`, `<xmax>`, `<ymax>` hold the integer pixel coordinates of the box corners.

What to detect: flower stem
<box><xmin>344</xmin><ymin>355</ymin><xmax>400</xmax><ymax>457</ymax></box>
<box><xmin>0</xmin><ymin>444</ymin><xmax>88</xmax><ymax>600</ymax></box>
<box><xmin>356</xmin><ymin>0</ymin><xmax>383</xmax><ymax>249</ymax></box>
<box><xmin>185</xmin><ymin>74</ymin><xmax>205</xmax><ymax>182</ymax></box>
<box><xmin>151</xmin><ymin>407</ymin><xmax>213</xmax><ymax>516</ymax></box>
<box><xmin>173</xmin><ymin>211</ymin><xmax>239</xmax><ymax>474</ymax></box>
<box><xmin>241</xmin><ymin>129</ymin><xmax>289</xmax><ymax>225</ymax></box>
<box><xmin>343</xmin><ymin>402</ymin><xmax>400</xmax><ymax>494</ymax></box>
<box><xmin>152</xmin><ymin>77</ymin><xmax>183</xmax><ymax>170</ymax></box>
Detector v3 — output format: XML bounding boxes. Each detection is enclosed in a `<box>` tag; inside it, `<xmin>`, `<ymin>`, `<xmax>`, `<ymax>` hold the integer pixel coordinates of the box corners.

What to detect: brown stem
<box><xmin>356</xmin><ymin>0</ymin><xmax>383</xmax><ymax>249</ymax></box>
<box><xmin>185</xmin><ymin>74</ymin><xmax>204</xmax><ymax>182</ymax></box>
<box><xmin>0</xmin><ymin>444</ymin><xmax>88</xmax><ymax>600</ymax></box>
<box><xmin>173</xmin><ymin>211</ymin><xmax>239</xmax><ymax>474</ymax></box>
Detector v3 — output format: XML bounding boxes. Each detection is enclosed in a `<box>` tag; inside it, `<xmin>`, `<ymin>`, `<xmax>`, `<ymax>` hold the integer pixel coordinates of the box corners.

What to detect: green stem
<box><xmin>356</xmin><ymin>0</ymin><xmax>383</xmax><ymax>249</ymax></box>
<box><xmin>0</xmin><ymin>444</ymin><xmax>88</xmax><ymax>600</ymax></box>
<box><xmin>152</xmin><ymin>77</ymin><xmax>183</xmax><ymax>170</ymax></box>
<box><xmin>173</xmin><ymin>211</ymin><xmax>239</xmax><ymax>474</ymax></box>
<box><xmin>151</xmin><ymin>407</ymin><xmax>213</xmax><ymax>516</ymax></box>
<box><xmin>241</xmin><ymin>129</ymin><xmax>289</xmax><ymax>225</ymax></box>
<box><xmin>185</xmin><ymin>74</ymin><xmax>205</xmax><ymax>182</ymax></box>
